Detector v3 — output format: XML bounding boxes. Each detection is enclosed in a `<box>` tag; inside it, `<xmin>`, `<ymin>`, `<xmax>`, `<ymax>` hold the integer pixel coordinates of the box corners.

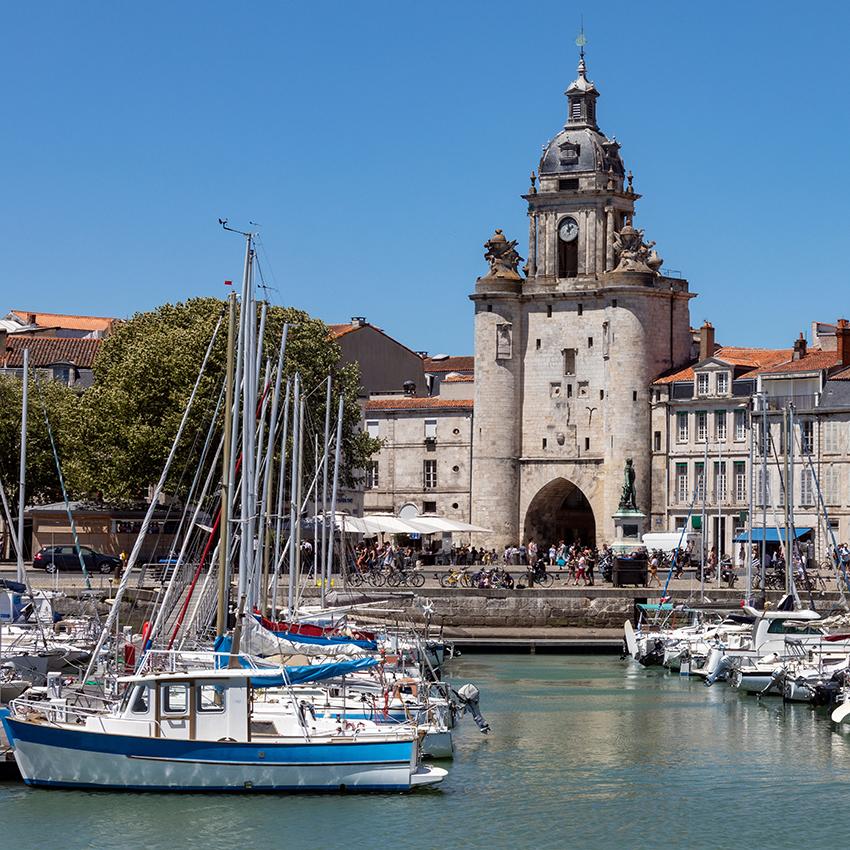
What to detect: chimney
<box><xmin>837</xmin><ymin>318</ymin><xmax>850</xmax><ymax>367</ymax></box>
<box><xmin>350</xmin><ymin>316</ymin><xmax>367</xmax><ymax>327</ymax></box>
<box><xmin>792</xmin><ymin>331</ymin><xmax>807</xmax><ymax>361</ymax></box>
<box><xmin>698</xmin><ymin>320</ymin><xmax>715</xmax><ymax>361</ymax></box>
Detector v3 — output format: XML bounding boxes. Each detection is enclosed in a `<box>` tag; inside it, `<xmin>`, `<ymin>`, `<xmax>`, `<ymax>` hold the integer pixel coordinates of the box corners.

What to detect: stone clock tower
<box><xmin>470</xmin><ymin>51</ymin><xmax>695</xmax><ymax>550</ymax></box>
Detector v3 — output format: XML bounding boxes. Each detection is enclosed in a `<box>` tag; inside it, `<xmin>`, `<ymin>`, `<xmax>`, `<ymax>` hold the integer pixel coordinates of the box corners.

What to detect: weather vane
<box><xmin>576</xmin><ymin>18</ymin><xmax>587</xmax><ymax>58</ymax></box>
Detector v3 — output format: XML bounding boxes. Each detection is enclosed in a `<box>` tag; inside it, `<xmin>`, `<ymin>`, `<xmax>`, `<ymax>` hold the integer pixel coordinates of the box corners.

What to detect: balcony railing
<box><xmin>764</xmin><ymin>393</ymin><xmax>819</xmax><ymax>411</ymax></box>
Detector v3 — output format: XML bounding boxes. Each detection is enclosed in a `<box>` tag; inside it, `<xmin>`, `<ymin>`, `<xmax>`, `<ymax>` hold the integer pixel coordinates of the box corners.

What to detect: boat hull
<box><xmin>3</xmin><ymin>717</ymin><xmax>444</xmax><ymax>792</ymax></box>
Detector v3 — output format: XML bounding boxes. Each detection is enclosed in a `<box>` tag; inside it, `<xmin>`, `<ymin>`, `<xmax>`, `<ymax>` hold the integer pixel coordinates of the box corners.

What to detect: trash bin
<box><xmin>613</xmin><ymin>556</ymin><xmax>648</xmax><ymax>587</ymax></box>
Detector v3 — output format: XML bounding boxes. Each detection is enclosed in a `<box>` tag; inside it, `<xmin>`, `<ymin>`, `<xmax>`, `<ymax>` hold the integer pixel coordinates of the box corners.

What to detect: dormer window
<box><xmin>716</xmin><ymin>372</ymin><xmax>729</xmax><ymax>395</ymax></box>
<box><xmin>696</xmin><ymin>372</ymin><xmax>709</xmax><ymax>396</ymax></box>
<box><xmin>558</xmin><ymin>141</ymin><xmax>580</xmax><ymax>165</ymax></box>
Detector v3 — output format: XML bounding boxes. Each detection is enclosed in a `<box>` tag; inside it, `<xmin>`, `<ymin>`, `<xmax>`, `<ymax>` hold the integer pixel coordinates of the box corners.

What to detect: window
<box><xmin>695</xmin><ymin>462</ymin><xmax>705</xmax><ymax>499</ymax></box>
<box><xmin>550</xmin><ymin>382</ymin><xmax>562</xmax><ymax>398</ymax></box>
<box><xmin>587</xmin><ymin>336</ymin><xmax>593</xmax><ymax>348</ymax></box>
<box><xmin>366</xmin><ymin>420</ymin><xmax>379</xmax><ymax>439</ymax></box>
<box><xmin>734</xmin><ymin>409</ymin><xmax>747</xmax><ymax>441</ymax></box>
<box><xmin>547</xmin><ymin>305</ymin><xmax>552</xmax><ymax>318</ymax></box>
<box><xmin>716</xmin><ymin>372</ymin><xmax>729</xmax><ymax>395</ymax></box>
<box><xmin>424</xmin><ymin>419</ymin><xmax>437</xmax><ymax>439</ymax></box>
<box><xmin>714</xmin><ymin>461</ymin><xmax>727</xmax><ymax>501</ymax></box>
<box><xmin>578</xmin><ymin>304</ymin><xmax>583</xmax><ymax>316</ymax></box>
<box><xmin>632</xmin><ymin>390</ymin><xmax>638</xmax><ymax>402</ymax></box>
<box><xmin>696</xmin><ymin>411</ymin><xmax>708</xmax><ymax>442</ymax></box>
<box><xmin>757</xmin><ymin>468</ymin><xmax>771</xmax><ymax>507</ymax></box>
<box><xmin>602</xmin><ymin>321</ymin><xmax>610</xmax><ymax>358</ymax></box>
<box><xmin>566</xmin><ymin>383</ymin><xmax>573</xmax><ymax>398</ymax></box>
<box><xmin>130</xmin><ymin>686</ymin><xmax>149</xmax><ymax>714</ymax></box>
<box><xmin>676</xmin><ymin>463</ymin><xmax>689</xmax><ymax>503</ymax></box>
<box><xmin>734</xmin><ymin>462</ymin><xmax>746</xmax><ymax>501</ymax></box>
<box><xmin>677</xmin><ymin>412</ymin><xmax>689</xmax><ymax>443</ymax></box>
<box><xmin>599</xmin><ymin>389</ymin><xmax>605</xmax><ymax>400</ymax></box>
<box><xmin>801</xmin><ymin>420</ymin><xmax>814</xmax><ymax>454</ymax></box>
<box><xmin>423</xmin><ymin>460</ymin><xmax>437</xmax><ymax>489</ymax></box>
<box><xmin>365</xmin><ymin>461</ymin><xmax>379</xmax><ymax>489</ymax></box>
<box><xmin>823</xmin><ymin>420</ymin><xmax>843</xmax><ymax>454</ymax></box>
<box><xmin>162</xmin><ymin>684</ymin><xmax>189</xmax><ymax>714</ymax></box>
<box><xmin>423</xmin><ymin>500</ymin><xmax>437</xmax><ymax>513</ymax></box>
<box><xmin>536</xmin><ymin>338</ymin><xmax>541</xmax><ymax>350</ymax></box>
<box><xmin>542</xmin><ymin>438</ymin><xmax>547</xmax><ymax>449</ymax></box>
<box><xmin>496</xmin><ymin>323</ymin><xmax>512</xmax><ymax>359</ymax></box>
<box><xmin>563</xmin><ymin>348</ymin><xmax>576</xmax><ymax>375</ymax></box>
<box><xmin>558</xmin><ymin>178</ymin><xmax>579</xmax><ymax>190</ymax></box>
<box><xmin>800</xmin><ymin>467</ymin><xmax>814</xmax><ymax>505</ymax></box>
<box><xmin>715</xmin><ymin>411</ymin><xmax>727</xmax><ymax>442</ymax></box>
<box><xmin>823</xmin><ymin>465</ymin><xmax>840</xmax><ymax>505</ymax></box>
<box><xmin>584</xmin><ymin>437</ymin><xmax>590</xmax><ymax>451</ymax></box>
<box><xmin>654</xmin><ymin>431</ymin><xmax>661</xmax><ymax>452</ymax></box>
<box><xmin>558</xmin><ymin>231</ymin><xmax>578</xmax><ymax>278</ymax></box>
<box><xmin>578</xmin><ymin>381</ymin><xmax>589</xmax><ymax>398</ymax></box>
<box><xmin>696</xmin><ymin>373</ymin><xmax>709</xmax><ymax>396</ymax></box>
<box><xmin>198</xmin><ymin>684</ymin><xmax>226</xmax><ymax>713</ymax></box>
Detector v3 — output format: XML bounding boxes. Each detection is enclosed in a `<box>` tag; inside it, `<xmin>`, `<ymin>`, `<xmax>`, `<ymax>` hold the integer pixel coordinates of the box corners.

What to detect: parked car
<box><xmin>33</xmin><ymin>545</ymin><xmax>120</xmax><ymax>574</ymax></box>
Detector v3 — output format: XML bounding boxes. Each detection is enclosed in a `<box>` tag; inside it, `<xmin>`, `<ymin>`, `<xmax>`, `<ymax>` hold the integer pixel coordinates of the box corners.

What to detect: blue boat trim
<box><xmin>5</xmin><ymin>718</ymin><xmax>414</xmax><ymax>764</ymax></box>
<box><xmin>126</xmin><ymin>754</ymin><xmax>411</xmax><ymax>767</ymax></box>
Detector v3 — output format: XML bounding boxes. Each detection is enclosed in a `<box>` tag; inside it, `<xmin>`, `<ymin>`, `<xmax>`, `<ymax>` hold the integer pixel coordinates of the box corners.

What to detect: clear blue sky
<box><xmin>3</xmin><ymin>2</ymin><xmax>848</xmax><ymax>357</ymax></box>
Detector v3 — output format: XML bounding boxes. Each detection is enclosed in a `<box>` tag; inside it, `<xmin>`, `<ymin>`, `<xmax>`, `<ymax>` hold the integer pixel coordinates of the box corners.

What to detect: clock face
<box><xmin>558</xmin><ymin>217</ymin><xmax>579</xmax><ymax>242</ymax></box>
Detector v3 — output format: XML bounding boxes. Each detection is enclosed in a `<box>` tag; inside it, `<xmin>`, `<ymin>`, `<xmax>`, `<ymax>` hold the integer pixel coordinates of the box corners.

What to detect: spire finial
<box><xmin>576</xmin><ymin>20</ymin><xmax>587</xmax><ymax>71</ymax></box>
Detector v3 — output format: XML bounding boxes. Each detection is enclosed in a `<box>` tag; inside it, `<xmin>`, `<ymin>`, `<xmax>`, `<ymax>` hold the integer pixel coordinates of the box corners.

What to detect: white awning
<box><xmin>407</xmin><ymin>516</ymin><xmax>492</xmax><ymax>534</ymax></box>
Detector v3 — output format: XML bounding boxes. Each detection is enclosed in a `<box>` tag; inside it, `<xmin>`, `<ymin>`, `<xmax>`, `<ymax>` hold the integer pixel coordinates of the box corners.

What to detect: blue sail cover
<box><xmin>212</xmin><ymin>635</ymin><xmax>378</xmax><ymax>686</ymax></box>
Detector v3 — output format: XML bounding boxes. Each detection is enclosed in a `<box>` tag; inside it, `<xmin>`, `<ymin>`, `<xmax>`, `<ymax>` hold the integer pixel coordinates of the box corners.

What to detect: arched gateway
<box><xmin>523</xmin><ymin>478</ymin><xmax>596</xmax><ymax>548</ymax></box>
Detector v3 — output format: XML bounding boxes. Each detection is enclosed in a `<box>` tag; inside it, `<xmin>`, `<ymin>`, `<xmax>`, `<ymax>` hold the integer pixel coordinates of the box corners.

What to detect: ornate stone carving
<box><xmin>619</xmin><ymin>457</ymin><xmax>637</xmax><ymax>510</ymax></box>
<box><xmin>483</xmin><ymin>229</ymin><xmax>524</xmax><ymax>280</ymax></box>
<box><xmin>611</xmin><ymin>219</ymin><xmax>663</xmax><ymax>274</ymax></box>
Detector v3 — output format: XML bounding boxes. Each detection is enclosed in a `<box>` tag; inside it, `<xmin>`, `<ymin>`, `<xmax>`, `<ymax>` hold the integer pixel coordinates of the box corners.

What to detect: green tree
<box><xmin>0</xmin><ymin>373</ymin><xmax>82</xmax><ymax>508</ymax></box>
<box><xmin>73</xmin><ymin>297</ymin><xmax>374</xmax><ymax>503</ymax></box>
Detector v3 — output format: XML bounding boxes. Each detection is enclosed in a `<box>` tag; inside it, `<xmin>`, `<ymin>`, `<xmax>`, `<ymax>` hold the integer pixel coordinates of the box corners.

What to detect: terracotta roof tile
<box><xmin>4</xmin><ymin>335</ymin><xmax>101</xmax><ymax>369</ymax></box>
<box><xmin>10</xmin><ymin>310</ymin><xmax>116</xmax><ymax>333</ymax></box>
<box><xmin>831</xmin><ymin>365</ymin><xmax>850</xmax><ymax>381</ymax></box>
<box><xmin>749</xmin><ymin>349</ymin><xmax>844</xmax><ymax>376</ymax></box>
<box><xmin>365</xmin><ymin>397</ymin><xmax>473</xmax><ymax>412</ymax></box>
<box><xmin>654</xmin><ymin>346</ymin><xmax>791</xmax><ymax>384</ymax></box>
<box><xmin>424</xmin><ymin>356</ymin><xmax>474</xmax><ymax>373</ymax></box>
<box><xmin>443</xmin><ymin>373</ymin><xmax>474</xmax><ymax>383</ymax></box>
<box><xmin>327</xmin><ymin>323</ymin><xmax>360</xmax><ymax>339</ymax></box>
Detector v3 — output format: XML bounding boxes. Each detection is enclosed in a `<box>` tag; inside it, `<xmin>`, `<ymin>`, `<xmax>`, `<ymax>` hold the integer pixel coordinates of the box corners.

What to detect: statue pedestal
<box><xmin>611</xmin><ymin>508</ymin><xmax>646</xmax><ymax>555</ymax></box>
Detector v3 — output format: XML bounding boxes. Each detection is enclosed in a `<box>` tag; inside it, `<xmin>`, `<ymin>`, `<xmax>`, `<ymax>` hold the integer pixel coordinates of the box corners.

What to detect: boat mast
<box><xmin>320</xmin><ymin>375</ymin><xmax>332</xmax><ymax>604</ymax></box>
<box><xmin>701</xmin><ymin>437</ymin><xmax>707</xmax><ymax>601</ymax></box>
<box><xmin>217</xmin><ymin>290</ymin><xmax>237</xmax><ymax>637</ymax></box>
<box><xmin>746</xmin><ymin>397</ymin><xmax>755</xmax><ymax>600</ymax></box>
<box><xmin>270</xmin><ymin>380</ymin><xmax>291</xmax><ymax>614</ymax></box>
<box><xmin>324</xmin><ymin>395</ymin><xmax>344</xmax><ymax>599</ymax></box>
<box><xmin>16</xmin><ymin>348</ymin><xmax>28</xmax><ymax>585</ymax></box>
<box><xmin>287</xmin><ymin>374</ymin><xmax>301</xmax><ymax>614</ymax></box>
<box><xmin>760</xmin><ymin>396</ymin><xmax>768</xmax><ymax>605</ymax></box>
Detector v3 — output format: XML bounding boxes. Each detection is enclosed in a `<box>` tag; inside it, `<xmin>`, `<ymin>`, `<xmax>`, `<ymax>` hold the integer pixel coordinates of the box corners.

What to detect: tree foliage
<box><xmin>0</xmin><ymin>298</ymin><xmax>374</xmax><ymax>507</ymax></box>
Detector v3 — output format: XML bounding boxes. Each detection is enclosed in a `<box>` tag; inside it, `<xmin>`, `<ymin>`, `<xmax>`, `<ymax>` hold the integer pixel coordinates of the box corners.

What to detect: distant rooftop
<box><xmin>3</xmin><ymin>335</ymin><xmax>101</xmax><ymax>369</ymax></box>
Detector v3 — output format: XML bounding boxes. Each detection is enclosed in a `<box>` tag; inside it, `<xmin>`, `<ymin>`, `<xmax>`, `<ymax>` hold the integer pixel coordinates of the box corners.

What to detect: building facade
<box><xmin>362</xmin><ymin>396</ymin><xmax>473</xmax><ymax>521</ymax></box>
<box><xmin>652</xmin><ymin>320</ymin><xmax>850</xmax><ymax>558</ymax></box>
<box><xmin>469</xmin><ymin>52</ymin><xmax>694</xmax><ymax>549</ymax></box>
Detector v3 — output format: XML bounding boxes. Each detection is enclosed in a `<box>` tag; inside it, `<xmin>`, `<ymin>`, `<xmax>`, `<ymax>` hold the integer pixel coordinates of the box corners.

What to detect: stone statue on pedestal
<box><xmin>483</xmin><ymin>229</ymin><xmax>524</xmax><ymax>280</ymax></box>
<box><xmin>619</xmin><ymin>457</ymin><xmax>637</xmax><ymax>510</ymax></box>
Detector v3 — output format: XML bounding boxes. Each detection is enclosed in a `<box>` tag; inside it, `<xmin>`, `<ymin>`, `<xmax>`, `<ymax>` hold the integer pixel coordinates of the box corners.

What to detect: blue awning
<box><xmin>733</xmin><ymin>527</ymin><xmax>813</xmax><ymax>543</ymax></box>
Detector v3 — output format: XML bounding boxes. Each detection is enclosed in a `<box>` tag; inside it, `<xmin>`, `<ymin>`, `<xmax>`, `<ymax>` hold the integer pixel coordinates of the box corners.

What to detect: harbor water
<box><xmin>3</xmin><ymin>653</ymin><xmax>850</xmax><ymax>849</ymax></box>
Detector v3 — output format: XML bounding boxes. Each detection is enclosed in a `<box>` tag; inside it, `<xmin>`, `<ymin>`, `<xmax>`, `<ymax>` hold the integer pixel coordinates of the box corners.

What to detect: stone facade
<box><xmin>362</xmin><ymin>398</ymin><xmax>473</xmax><ymax>522</ymax></box>
<box><xmin>470</xmin><ymin>53</ymin><xmax>694</xmax><ymax>550</ymax></box>
<box><xmin>652</xmin><ymin>321</ymin><xmax>850</xmax><ymax>558</ymax></box>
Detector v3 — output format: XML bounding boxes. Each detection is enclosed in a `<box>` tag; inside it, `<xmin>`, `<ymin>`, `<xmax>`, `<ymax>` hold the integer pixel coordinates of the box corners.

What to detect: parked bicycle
<box><xmin>438</xmin><ymin>567</ymin><xmax>471</xmax><ymax>588</ymax></box>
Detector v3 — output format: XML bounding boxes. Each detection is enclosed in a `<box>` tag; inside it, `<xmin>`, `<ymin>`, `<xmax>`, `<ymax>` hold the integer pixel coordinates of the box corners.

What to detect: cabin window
<box><xmin>198</xmin><ymin>683</ymin><xmax>227</xmax><ymax>713</ymax></box>
<box><xmin>766</xmin><ymin>620</ymin><xmax>821</xmax><ymax>635</ymax></box>
<box><xmin>130</xmin><ymin>686</ymin><xmax>149</xmax><ymax>714</ymax></box>
<box><xmin>162</xmin><ymin>684</ymin><xmax>189</xmax><ymax>714</ymax></box>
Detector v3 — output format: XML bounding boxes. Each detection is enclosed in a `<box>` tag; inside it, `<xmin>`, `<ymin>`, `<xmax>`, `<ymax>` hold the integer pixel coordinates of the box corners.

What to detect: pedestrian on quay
<box><xmin>648</xmin><ymin>551</ymin><xmax>661</xmax><ymax>587</ymax></box>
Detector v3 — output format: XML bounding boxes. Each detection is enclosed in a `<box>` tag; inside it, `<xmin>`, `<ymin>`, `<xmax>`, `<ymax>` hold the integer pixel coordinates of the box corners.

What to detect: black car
<box><xmin>33</xmin><ymin>545</ymin><xmax>121</xmax><ymax>574</ymax></box>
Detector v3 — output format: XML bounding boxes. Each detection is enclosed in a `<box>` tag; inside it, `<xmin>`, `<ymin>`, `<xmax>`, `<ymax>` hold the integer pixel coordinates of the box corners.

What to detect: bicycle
<box><xmin>438</xmin><ymin>567</ymin><xmax>470</xmax><ymax>588</ymax></box>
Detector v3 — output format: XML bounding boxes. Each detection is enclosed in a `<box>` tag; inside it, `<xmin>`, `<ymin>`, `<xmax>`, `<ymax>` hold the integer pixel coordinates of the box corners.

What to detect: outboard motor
<box><xmin>456</xmin><ymin>683</ymin><xmax>490</xmax><ymax>733</ymax></box>
<box><xmin>705</xmin><ymin>655</ymin><xmax>736</xmax><ymax>686</ymax></box>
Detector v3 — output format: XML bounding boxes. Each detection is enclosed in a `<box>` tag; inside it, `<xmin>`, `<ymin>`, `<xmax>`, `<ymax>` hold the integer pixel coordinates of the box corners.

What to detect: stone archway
<box><xmin>523</xmin><ymin>478</ymin><xmax>596</xmax><ymax>548</ymax></box>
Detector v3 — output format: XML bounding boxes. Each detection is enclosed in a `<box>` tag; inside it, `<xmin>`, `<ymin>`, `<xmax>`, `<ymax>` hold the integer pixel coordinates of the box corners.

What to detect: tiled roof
<box><xmin>365</xmin><ymin>397</ymin><xmax>473</xmax><ymax>412</ymax></box>
<box><xmin>11</xmin><ymin>310</ymin><xmax>116</xmax><ymax>333</ymax></box>
<box><xmin>654</xmin><ymin>346</ymin><xmax>791</xmax><ymax>384</ymax></box>
<box><xmin>3</xmin><ymin>335</ymin><xmax>101</xmax><ymax>368</ymax></box>
<box><xmin>831</xmin><ymin>365</ymin><xmax>850</xmax><ymax>381</ymax></box>
<box><xmin>748</xmin><ymin>349</ymin><xmax>844</xmax><ymax>376</ymax></box>
<box><xmin>327</xmin><ymin>323</ymin><xmax>361</xmax><ymax>339</ymax></box>
<box><xmin>424</xmin><ymin>356</ymin><xmax>474</xmax><ymax>373</ymax></box>
<box><xmin>443</xmin><ymin>373</ymin><xmax>474</xmax><ymax>383</ymax></box>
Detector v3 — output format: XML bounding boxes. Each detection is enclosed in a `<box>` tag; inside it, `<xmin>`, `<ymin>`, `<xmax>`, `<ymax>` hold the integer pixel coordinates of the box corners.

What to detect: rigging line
<box><xmin>254</xmin><ymin>236</ymin><xmax>281</xmax><ymax>298</ymax></box>
<box><xmin>33</xmin><ymin>376</ymin><xmax>93</xmax><ymax>592</ymax></box>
